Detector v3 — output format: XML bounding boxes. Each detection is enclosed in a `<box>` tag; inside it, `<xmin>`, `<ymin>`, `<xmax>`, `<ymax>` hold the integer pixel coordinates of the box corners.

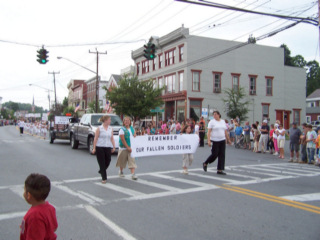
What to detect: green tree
<box><xmin>222</xmin><ymin>87</ymin><xmax>251</xmax><ymax>122</ymax></box>
<box><xmin>306</xmin><ymin>60</ymin><xmax>320</xmax><ymax>96</ymax></box>
<box><xmin>87</xmin><ymin>101</ymin><xmax>102</xmax><ymax>113</ymax></box>
<box><xmin>280</xmin><ymin>44</ymin><xmax>294</xmax><ymax>66</ymax></box>
<box><xmin>62</xmin><ymin>106</ymin><xmax>75</xmax><ymax>116</ymax></box>
<box><xmin>104</xmin><ymin>74</ymin><xmax>164</xmax><ymax>120</ymax></box>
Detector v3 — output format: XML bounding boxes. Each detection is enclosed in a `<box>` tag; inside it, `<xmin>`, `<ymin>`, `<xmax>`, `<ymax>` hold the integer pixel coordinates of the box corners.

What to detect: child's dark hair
<box><xmin>25</xmin><ymin>173</ymin><xmax>51</xmax><ymax>201</ymax></box>
<box><xmin>182</xmin><ymin>125</ymin><xmax>191</xmax><ymax>133</ymax></box>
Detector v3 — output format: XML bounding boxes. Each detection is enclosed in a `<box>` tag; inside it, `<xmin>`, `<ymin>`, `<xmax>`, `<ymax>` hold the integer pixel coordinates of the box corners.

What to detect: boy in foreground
<box><xmin>20</xmin><ymin>173</ymin><xmax>58</xmax><ymax>240</ymax></box>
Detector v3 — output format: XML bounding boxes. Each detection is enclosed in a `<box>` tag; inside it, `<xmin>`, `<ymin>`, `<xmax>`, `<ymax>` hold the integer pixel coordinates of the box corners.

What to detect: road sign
<box><xmin>151</xmin><ymin>107</ymin><xmax>164</xmax><ymax>113</ymax></box>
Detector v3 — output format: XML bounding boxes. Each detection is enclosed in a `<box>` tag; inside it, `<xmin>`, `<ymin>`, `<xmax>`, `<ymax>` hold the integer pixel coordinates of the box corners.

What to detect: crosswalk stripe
<box><xmin>124</xmin><ymin>177</ymin><xmax>181</xmax><ymax>192</ymax></box>
<box><xmin>95</xmin><ymin>182</ymin><xmax>145</xmax><ymax>197</ymax></box>
<box><xmin>188</xmin><ymin>172</ymin><xmax>240</xmax><ymax>184</ymax></box>
<box><xmin>149</xmin><ymin>172</ymin><xmax>216</xmax><ymax>187</ymax></box>
<box><xmin>244</xmin><ymin>165</ymin><xmax>307</xmax><ymax>176</ymax></box>
<box><xmin>264</xmin><ymin>165</ymin><xmax>320</xmax><ymax>176</ymax></box>
<box><xmin>52</xmin><ymin>183</ymin><xmax>102</xmax><ymax>204</ymax></box>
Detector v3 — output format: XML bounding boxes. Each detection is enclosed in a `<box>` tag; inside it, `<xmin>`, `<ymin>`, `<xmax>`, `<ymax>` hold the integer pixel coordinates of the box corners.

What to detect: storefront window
<box><xmin>189</xmin><ymin>100</ymin><xmax>201</xmax><ymax>122</ymax></box>
<box><xmin>177</xmin><ymin>100</ymin><xmax>185</xmax><ymax>122</ymax></box>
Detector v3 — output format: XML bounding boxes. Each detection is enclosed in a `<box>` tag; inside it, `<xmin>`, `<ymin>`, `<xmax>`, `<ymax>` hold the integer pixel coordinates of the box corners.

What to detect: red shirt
<box><xmin>270</xmin><ymin>129</ymin><xmax>274</xmax><ymax>138</ymax></box>
<box><xmin>20</xmin><ymin>201</ymin><xmax>58</xmax><ymax>240</ymax></box>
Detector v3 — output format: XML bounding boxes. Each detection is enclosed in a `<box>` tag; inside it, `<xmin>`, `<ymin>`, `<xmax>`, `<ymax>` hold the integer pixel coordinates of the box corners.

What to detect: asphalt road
<box><xmin>0</xmin><ymin>125</ymin><xmax>319</xmax><ymax>240</ymax></box>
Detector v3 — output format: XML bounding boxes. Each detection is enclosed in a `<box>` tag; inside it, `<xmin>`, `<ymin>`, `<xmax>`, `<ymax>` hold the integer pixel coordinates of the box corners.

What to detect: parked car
<box><xmin>69</xmin><ymin>113</ymin><xmax>123</xmax><ymax>154</ymax></box>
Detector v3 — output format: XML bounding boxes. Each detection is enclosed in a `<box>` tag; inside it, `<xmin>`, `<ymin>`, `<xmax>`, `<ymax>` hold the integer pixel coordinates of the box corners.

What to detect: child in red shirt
<box><xmin>20</xmin><ymin>173</ymin><xmax>58</xmax><ymax>240</ymax></box>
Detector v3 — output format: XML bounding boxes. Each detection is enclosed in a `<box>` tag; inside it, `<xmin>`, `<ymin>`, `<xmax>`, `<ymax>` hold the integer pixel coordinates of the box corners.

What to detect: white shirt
<box><xmin>277</xmin><ymin>129</ymin><xmax>286</xmax><ymax>140</ymax></box>
<box><xmin>96</xmin><ymin>125</ymin><xmax>113</xmax><ymax>148</ymax></box>
<box><xmin>19</xmin><ymin>121</ymin><xmax>25</xmax><ymax>128</ymax></box>
<box><xmin>208</xmin><ymin>119</ymin><xmax>227</xmax><ymax>141</ymax></box>
<box><xmin>195</xmin><ymin>124</ymin><xmax>199</xmax><ymax>134</ymax></box>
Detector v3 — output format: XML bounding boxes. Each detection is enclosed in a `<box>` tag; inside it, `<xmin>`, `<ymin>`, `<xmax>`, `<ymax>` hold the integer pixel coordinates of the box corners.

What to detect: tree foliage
<box><xmin>222</xmin><ymin>87</ymin><xmax>251</xmax><ymax>123</ymax></box>
<box><xmin>3</xmin><ymin>101</ymin><xmax>44</xmax><ymax>113</ymax></box>
<box><xmin>87</xmin><ymin>101</ymin><xmax>103</xmax><ymax>113</ymax></box>
<box><xmin>280</xmin><ymin>44</ymin><xmax>320</xmax><ymax>96</ymax></box>
<box><xmin>104</xmin><ymin>74</ymin><xmax>164</xmax><ymax>120</ymax></box>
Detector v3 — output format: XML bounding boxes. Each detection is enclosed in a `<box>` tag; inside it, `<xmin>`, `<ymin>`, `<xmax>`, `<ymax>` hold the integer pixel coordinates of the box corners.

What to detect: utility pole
<box><xmin>89</xmin><ymin>48</ymin><xmax>107</xmax><ymax>113</ymax></box>
<box><xmin>48</xmin><ymin>71</ymin><xmax>60</xmax><ymax>110</ymax></box>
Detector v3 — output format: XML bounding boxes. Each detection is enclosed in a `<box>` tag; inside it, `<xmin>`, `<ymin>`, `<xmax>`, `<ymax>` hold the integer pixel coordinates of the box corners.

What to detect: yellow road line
<box><xmin>219</xmin><ymin>184</ymin><xmax>320</xmax><ymax>215</ymax></box>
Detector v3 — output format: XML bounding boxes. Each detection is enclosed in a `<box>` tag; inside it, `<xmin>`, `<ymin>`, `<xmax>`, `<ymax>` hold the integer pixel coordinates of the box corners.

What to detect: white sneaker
<box><xmin>119</xmin><ymin>171</ymin><xmax>125</xmax><ymax>177</ymax></box>
<box><xmin>182</xmin><ymin>169</ymin><xmax>188</xmax><ymax>175</ymax></box>
<box><xmin>131</xmin><ymin>174</ymin><xmax>138</xmax><ymax>180</ymax></box>
<box><xmin>273</xmin><ymin>152</ymin><xmax>279</xmax><ymax>156</ymax></box>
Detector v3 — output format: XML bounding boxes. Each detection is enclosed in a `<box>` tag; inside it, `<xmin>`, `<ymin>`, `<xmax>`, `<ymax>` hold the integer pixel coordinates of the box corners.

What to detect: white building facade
<box><xmin>132</xmin><ymin>26</ymin><xmax>306</xmax><ymax>129</ymax></box>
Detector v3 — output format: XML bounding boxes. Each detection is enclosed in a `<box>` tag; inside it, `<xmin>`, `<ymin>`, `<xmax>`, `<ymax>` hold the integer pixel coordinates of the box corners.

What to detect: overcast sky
<box><xmin>0</xmin><ymin>0</ymin><xmax>318</xmax><ymax>110</ymax></box>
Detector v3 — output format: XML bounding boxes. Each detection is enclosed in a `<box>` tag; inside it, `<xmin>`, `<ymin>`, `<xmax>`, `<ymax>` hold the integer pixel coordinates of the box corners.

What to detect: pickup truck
<box><xmin>69</xmin><ymin>113</ymin><xmax>122</xmax><ymax>154</ymax></box>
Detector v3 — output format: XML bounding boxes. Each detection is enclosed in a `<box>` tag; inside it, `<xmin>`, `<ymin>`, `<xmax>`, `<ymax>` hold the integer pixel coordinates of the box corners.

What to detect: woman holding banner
<box><xmin>116</xmin><ymin>117</ymin><xmax>138</xmax><ymax>180</ymax></box>
<box><xmin>203</xmin><ymin>110</ymin><xmax>231</xmax><ymax>175</ymax></box>
<box><xmin>92</xmin><ymin>115</ymin><xmax>116</xmax><ymax>184</ymax></box>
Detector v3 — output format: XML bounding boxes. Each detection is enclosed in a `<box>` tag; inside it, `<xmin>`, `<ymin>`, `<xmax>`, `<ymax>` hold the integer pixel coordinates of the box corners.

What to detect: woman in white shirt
<box><xmin>203</xmin><ymin>111</ymin><xmax>231</xmax><ymax>175</ymax></box>
<box><xmin>18</xmin><ymin>119</ymin><xmax>25</xmax><ymax>136</ymax></box>
<box><xmin>92</xmin><ymin>115</ymin><xmax>116</xmax><ymax>184</ymax></box>
<box><xmin>276</xmin><ymin>123</ymin><xmax>286</xmax><ymax>159</ymax></box>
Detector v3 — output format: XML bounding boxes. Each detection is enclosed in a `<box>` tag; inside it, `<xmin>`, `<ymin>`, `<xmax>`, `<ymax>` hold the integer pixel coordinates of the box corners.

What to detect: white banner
<box><xmin>54</xmin><ymin>116</ymin><xmax>71</xmax><ymax>125</ymax></box>
<box><xmin>130</xmin><ymin>134</ymin><xmax>199</xmax><ymax>158</ymax></box>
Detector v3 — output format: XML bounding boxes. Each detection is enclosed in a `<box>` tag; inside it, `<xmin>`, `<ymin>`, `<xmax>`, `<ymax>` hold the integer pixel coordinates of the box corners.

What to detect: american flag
<box><xmin>75</xmin><ymin>104</ymin><xmax>80</xmax><ymax>112</ymax></box>
<box><xmin>104</xmin><ymin>100</ymin><xmax>110</xmax><ymax>111</ymax></box>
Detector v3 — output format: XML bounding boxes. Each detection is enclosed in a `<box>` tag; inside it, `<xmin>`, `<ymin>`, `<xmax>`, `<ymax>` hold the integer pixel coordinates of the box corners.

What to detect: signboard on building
<box><xmin>201</xmin><ymin>108</ymin><xmax>208</xmax><ymax>118</ymax></box>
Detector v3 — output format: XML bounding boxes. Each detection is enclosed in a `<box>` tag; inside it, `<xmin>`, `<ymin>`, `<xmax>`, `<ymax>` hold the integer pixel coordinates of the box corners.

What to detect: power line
<box><xmin>0</xmin><ymin>39</ymin><xmax>146</xmax><ymax>48</ymax></box>
<box><xmin>175</xmin><ymin>0</ymin><xmax>318</xmax><ymax>26</ymax></box>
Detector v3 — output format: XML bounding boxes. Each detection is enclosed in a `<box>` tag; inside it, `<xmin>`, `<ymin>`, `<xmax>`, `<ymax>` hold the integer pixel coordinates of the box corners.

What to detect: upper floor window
<box><xmin>266</xmin><ymin>76</ymin><xmax>273</xmax><ymax>96</ymax></box>
<box><xmin>158</xmin><ymin>54</ymin><xmax>163</xmax><ymax>69</ymax></box>
<box><xmin>165</xmin><ymin>74</ymin><xmax>175</xmax><ymax>93</ymax></box>
<box><xmin>178</xmin><ymin>71</ymin><xmax>184</xmax><ymax>92</ymax></box>
<box><xmin>231</xmin><ymin>73</ymin><xmax>241</xmax><ymax>91</ymax></box>
<box><xmin>153</xmin><ymin>58</ymin><xmax>157</xmax><ymax>71</ymax></box>
<box><xmin>249</xmin><ymin>75</ymin><xmax>257</xmax><ymax>95</ymax></box>
<box><xmin>213</xmin><ymin>72</ymin><xmax>222</xmax><ymax>93</ymax></box>
<box><xmin>165</xmin><ymin>48</ymin><xmax>175</xmax><ymax>67</ymax></box>
<box><xmin>192</xmin><ymin>70</ymin><xmax>201</xmax><ymax>92</ymax></box>
<box><xmin>158</xmin><ymin>77</ymin><xmax>163</xmax><ymax>89</ymax></box>
<box><xmin>179</xmin><ymin>45</ymin><xmax>184</xmax><ymax>62</ymax></box>
<box><xmin>142</xmin><ymin>60</ymin><xmax>149</xmax><ymax>74</ymax></box>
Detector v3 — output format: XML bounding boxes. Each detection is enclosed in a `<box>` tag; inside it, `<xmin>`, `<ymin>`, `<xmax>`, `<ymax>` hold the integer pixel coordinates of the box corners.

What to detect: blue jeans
<box><xmin>307</xmin><ymin>148</ymin><xmax>315</xmax><ymax>163</ymax></box>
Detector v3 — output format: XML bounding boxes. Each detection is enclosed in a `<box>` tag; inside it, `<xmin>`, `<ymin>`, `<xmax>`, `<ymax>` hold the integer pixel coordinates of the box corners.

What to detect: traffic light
<box><xmin>143</xmin><ymin>41</ymin><xmax>156</xmax><ymax>60</ymax></box>
<box><xmin>37</xmin><ymin>47</ymin><xmax>49</xmax><ymax>64</ymax></box>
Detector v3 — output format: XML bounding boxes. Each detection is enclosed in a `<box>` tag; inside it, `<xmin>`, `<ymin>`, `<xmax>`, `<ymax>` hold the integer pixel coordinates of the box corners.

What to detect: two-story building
<box><xmin>86</xmin><ymin>76</ymin><xmax>108</xmax><ymax>110</ymax></box>
<box><xmin>131</xmin><ymin>26</ymin><xmax>306</xmax><ymax>129</ymax></box>
<box><xmin>306</xmin><ymin>88</ymin><xmax>320</xmax><ymax>123</ymax></box>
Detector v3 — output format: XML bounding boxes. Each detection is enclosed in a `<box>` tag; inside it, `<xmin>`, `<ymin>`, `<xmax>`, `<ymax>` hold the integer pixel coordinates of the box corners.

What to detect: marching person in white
<box><xmin>181</xmin><ymin>125</ymin><xmax>195</xmax><ymax>174</ymax></box>
<box><xmin>92</xmin><ymin>115</ymin><xmax>116</xmax><ymax>184</ymax></box>
<box><xmin>203</xmin><ymin>110</ymin><xmax>231</xmax><ymax>175</ymax></box>
<box><xmin>18</xmin><ymin>118</ymin><xmax>25</xmax><ymax>136</ymax></box>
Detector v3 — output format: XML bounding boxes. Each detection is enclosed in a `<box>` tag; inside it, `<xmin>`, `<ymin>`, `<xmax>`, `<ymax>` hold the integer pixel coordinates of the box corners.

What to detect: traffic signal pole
<box><xmin>89</xmin><ymin>49</ymin><xmax>107</xmax><ymax>113</ymax></box>
<box><xmin>48</xmin><ymin>71</ymin><xmax>60</xmax><ymax>110</ymax></box>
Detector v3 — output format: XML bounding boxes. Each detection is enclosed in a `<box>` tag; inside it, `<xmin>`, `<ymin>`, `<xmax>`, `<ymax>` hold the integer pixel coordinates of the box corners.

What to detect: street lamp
<box><xmin>57</xmin><ymin>56</ymin><xmax>99</xmax><ymax>112</ymax></box>
<box><xmin>57</xmin><ymin>56</ymin><xmax>96</xmax><ymax>74</ymax></box>
<box><xmin>29</xmin><ymin>84</ymin><xmax>53</xmax><ymax>110</ymax></box>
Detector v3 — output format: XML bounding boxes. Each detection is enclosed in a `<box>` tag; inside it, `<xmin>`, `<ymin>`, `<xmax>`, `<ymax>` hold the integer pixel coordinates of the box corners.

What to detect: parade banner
<box><xmin>130</xmin><ymin>134</ymin><xmax>199</xmax><ymax>158</ymax></box>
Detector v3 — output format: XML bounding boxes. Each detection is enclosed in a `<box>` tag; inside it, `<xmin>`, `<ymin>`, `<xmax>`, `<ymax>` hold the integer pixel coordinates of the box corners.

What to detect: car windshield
<box><xmin>91</xmin><ymin>115</ymin><xmax>123</xmax><ymax>126</ymax></box>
